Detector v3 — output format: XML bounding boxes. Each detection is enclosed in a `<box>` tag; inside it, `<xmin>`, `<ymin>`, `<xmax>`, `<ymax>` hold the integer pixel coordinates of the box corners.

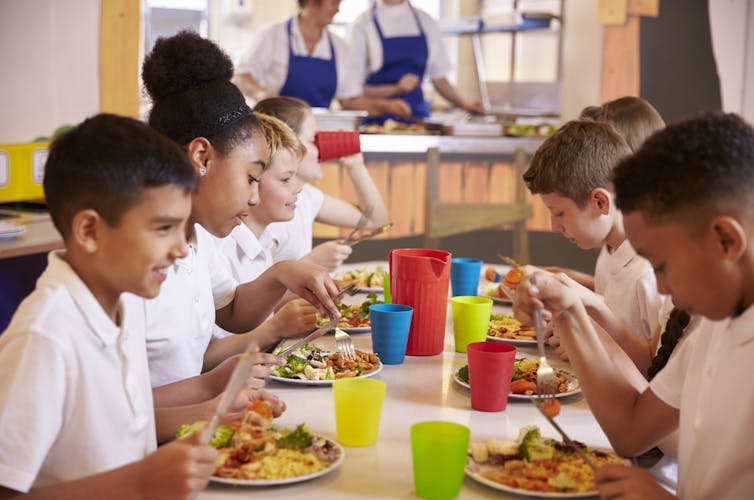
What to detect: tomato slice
<box><xmin>540</xmin><ymin>398</ymin><xmax>561</xmax><ymax>418</ymax></box>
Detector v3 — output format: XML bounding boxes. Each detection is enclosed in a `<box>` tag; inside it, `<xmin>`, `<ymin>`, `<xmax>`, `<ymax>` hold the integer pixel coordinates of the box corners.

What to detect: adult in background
<box><xmin>348</xmin><ymin>0</ymin><xmax>484</xmax><ymax>124</ymax></box>
<box><xmin>234</xmin><ymin>0</ymin><xmax>410</xmax><ymax>119</ymax></box>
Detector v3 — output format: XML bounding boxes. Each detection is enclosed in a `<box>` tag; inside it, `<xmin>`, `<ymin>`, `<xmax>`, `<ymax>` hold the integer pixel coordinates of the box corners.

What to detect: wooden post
<box><xmin>99</xmin><ymin>0</ymin><xmax>140</xmax><ymax>117</ymax></box>
<box><xmin>512</xmin><ymin>148</ymin><xmax>530</xmax><ymax>264</ymax></box>
<box><xmin>423</xmin><ymin>147</ymin><xmax>441</xmax><ymax>250</ymax></box>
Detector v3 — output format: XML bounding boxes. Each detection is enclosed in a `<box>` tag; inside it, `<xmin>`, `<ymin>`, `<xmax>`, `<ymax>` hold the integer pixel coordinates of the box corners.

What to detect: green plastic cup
<box><xmin>451</xmin><ymin>296</ymin><xmax>493</xmax><ymax>353</ymax></box>
<box><xmin>382</xmin><ymin>272</ymin><xmax>392</xmax><ymax>303</ymax></box>
<box><xmin>411</xmin><ymin>421</ymin><xmax>470</xmax><ymax>500</ymax></box>
<box><xmin>333</xmin><ymin>378</ymin><xmax>386</xmax><ymax>446</ymax></box>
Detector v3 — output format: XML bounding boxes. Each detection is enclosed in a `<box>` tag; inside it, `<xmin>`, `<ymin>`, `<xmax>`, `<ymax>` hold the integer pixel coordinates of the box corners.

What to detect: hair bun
<box><xmin>142</xmin><ymin>30</ymin><xmax>234</xmax><ymax>100</ymax></box>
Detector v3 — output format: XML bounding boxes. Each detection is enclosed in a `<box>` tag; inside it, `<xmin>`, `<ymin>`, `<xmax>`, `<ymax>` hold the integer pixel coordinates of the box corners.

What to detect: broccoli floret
<box><xmin>210</xmin><ymin>425</ymin><xmax>234</xmax><ymax>448</ymax></box>
<box><xmin>287</xmin><ymin>355</ymin><xmax>309</xmax><ymax>373</ymax></box>
<box><xmin>277</xmin><ymin>424</ymin><xmax>314</xmax><ymax>450</ymax></box>
<box><xmin>511</xmin><ymin>363</ymin><xmax>525</xmax><ymax>381</ymax></box>
<box><xmin>458</xmin><ymin>365</ymin><xmax>469</xmax><ymax>384</ymax></box>
<box><xmin>518</xmin><ymin>426</ymin><xmax>555</xmax><ymax>462</ymax></box>
<box><xmin>358</xmin><ymin>292</ymin><xmax>383</xmax><ymax>318</ymax></box>
<box><xmin>175</xmin><ymin>421</ymin><xmax>205</xmax><ymax>440</ymax></box>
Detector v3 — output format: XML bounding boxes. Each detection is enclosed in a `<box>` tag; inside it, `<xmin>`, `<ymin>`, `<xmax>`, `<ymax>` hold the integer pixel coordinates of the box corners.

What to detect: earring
<box><xmin>199</xmin><ymin>167</ymin><xmax>207</xmax><ymax>176</ymax></box>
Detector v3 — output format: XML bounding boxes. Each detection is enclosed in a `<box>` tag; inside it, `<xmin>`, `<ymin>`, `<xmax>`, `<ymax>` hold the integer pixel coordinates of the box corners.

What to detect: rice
<box><xmin>256</xmin><ymin>449</ymin><xmax>327</xmax><ymax>479</ymax></box>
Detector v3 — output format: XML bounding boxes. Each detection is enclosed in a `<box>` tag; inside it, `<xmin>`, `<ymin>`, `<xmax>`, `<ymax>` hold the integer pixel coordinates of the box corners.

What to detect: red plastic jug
<box><xmin>389</xmin><ymin>248</ymin><xmax>451</xmax><ymax>355</ymax></box>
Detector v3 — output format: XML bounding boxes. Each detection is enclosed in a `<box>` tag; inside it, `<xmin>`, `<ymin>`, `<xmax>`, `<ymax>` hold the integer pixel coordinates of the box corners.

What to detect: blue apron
<box><xmin>365</xmin><ymin>3</ymin><xmax>429</xmax><ymax>124</ymax></box>
<box><xmin>279</xmin><ymin>17</ymin><xmax>338</xmax><ymax>108</ymax></box>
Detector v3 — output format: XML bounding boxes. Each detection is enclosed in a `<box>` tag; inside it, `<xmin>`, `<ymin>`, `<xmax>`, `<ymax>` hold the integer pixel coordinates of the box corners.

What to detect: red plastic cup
<box><xmin>315</xmin><ymin>130</ymin><xmax>361</xmax><ymax>161</ymax></box>
<box><xmin>389</xmin><ymin>248</ymin><xmax>451</xmax><ymax>356</ymax></box>
<box><xmin>467</xmin><ymin>342</ymin><xmax>517</xmax><ymax>412</ymax></box>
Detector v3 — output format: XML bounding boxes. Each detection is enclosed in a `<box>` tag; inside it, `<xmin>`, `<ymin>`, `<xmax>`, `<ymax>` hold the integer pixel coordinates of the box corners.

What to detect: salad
<box><xmin>273</xmin><ymin>344</ymin><xmax>381</xmax><ymax>381</ymax></box>
<box><xmin>316</xmin><ymin>292</ymin><xmax>383</xmax><ymax>329</ymax></box>
<box><xmin>336</xmin><ymin>266</ymin><xmax>387</xmax><ymax>289</ymax></box>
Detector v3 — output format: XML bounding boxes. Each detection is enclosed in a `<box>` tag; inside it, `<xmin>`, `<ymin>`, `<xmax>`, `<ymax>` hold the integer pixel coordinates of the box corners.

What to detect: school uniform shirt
<box><xmin>236</xmin><ymin>17</ymin><xmax>361</xmax><ymax>105</ymax></box>
<box><xmin>144</xmin><ymin>223</ymin><xmax>237</xmax><ymax>387</ymax></box>
<box><xmin>0</xmin><ymin>251</ymin><xmax>155</xmax><ymax>493</ymax></box>
<box><xmin>347</xmin><ymin>0</ymin><xmax>452</xmax><ymax>88</ymax></box>
<box><xmin>650</xmin><ymin>307</ymin><xmax>754</xmax><ymax>499</ymax></box>
<box><xmin>267</xmin><ymin>183</ymin><xmax>325</xmax><ymax>263</ymax></box>
<box><xmin>594</xmin><ymin>240</ymin><xmax>666</xmax><ymax>345</ymax></box>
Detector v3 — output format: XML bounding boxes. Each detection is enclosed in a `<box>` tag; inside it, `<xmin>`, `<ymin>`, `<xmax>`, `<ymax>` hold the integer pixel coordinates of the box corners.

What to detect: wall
<box><xmin>0</xmin><ymin>0</ymin><xmax>100</xmax><ymax>143</ymax></box>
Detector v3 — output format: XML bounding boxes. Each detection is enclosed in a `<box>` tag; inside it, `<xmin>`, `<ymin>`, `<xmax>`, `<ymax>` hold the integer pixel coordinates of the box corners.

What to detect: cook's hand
<box><xmin>274</xmin><ymin>260</ymin><xmax>340</xmax><ymax>318</ymax></box>
<box><xmin>271</xmin><ymin>298</ymin><xmax>318</xmax><ymax>339</ymax></box>
<box><xmin>385</xmin><ymin>99</ymin><xmax>412</xmax><ymax>119</ymax></box>
<box><xmin>595</xmin><ymin>464</ymin><xmax>675</xmax><ymax>499</ymax></box>
<box><xmin>465</xmin><ymin>101</ymin><xmax>485</xmax><ymax>114</ymax></box>
<box><xmin>396</xmin><ymin>73</ymin><xmax>420</xmax><ymax>94</ymax></box>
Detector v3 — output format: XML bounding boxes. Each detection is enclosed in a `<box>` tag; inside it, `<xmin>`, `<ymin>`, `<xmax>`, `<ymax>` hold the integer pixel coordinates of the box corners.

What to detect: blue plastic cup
<box><xmin>369</xmin><ymin>304</ymin><xmax>413</xmax><ymax>365</ymax></box>
<box><xmin>450</xmin><ymin>258</ymin><xmax>482</xmax><ymax>297</ymax></box>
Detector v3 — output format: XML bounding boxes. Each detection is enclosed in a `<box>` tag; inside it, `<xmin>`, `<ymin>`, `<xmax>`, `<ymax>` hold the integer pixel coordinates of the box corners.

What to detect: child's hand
<box><xmin>274</xmin><ymin>261</ymin><xmax>340</xmax><ymax>318</ymax></box>
<box><xmin>138</xmin><ymin>429</ymin><xmax>216</xmax><ymax>499</ymax></box>
<box><xmin>512</xmin><ymin>272</ymin><xmax>580</xmax><ymax>325</ymax></box>
<box><xmin>595</xmin><ymin>464</ymin><xmax>676</xmax><ymax>499</ymax></box>
<box><xmin>208</xmin><ymin>352</ymin><xmax>284</xmax><ymax>392</ymax></box>
<box><xmin>338</xmin><ymin>152</ymin><xmax>366</xmax><ymax>170</ymax></box>
<box><xmin>222</xmin><ymin>388</ymin><xmax>287</xmax><ymax>422</ymax></box>
<box><xmin>305</xmin><ymin>241</ymin><xmax>353</xmax><ymax>272</ymax></box>
<box><xmin>271</xmin><ymin>298</ymin><xmax>317</xmax><ymax>338</ymax></box>
<box><xmin>545</xmin><ymin>323</ymin><xmax>570</xmax><ymax>361</ymax></box>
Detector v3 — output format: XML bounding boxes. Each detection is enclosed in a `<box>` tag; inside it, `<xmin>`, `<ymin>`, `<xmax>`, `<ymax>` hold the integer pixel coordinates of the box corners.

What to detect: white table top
<box><xmin>200</xmin><ymin>262</ymin><xmax>610</xmax><ymax>499</ymax></box>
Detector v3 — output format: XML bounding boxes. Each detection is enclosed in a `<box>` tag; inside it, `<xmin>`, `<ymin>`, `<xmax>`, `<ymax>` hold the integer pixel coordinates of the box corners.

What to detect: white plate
<box><xmin>0</xmin><ymin>222</ymin><xmax>26</xmax><ymax>239</ymax></box>
<box><xmin>481</xmin><ymin>293</ymin><xmax>512</xmax><ymax>305</ymax></box>
<box><xmin>486</xmin><ymin>334</ymin><xmax>536</xmax><ymax>346</ymax></box>
<box><xmin>270</xmin><ymin>362</ymin><xmax>383</xmax><ymax>386</ymax></box>
<box><xmin>465</xmin><ymin>461</ymin><xmax>599</xmax><ymax>498</ymax></box>
<box><xmin>453</xmin><ymin>366</ymin><xmax>580</xmax><ymax>399</ymax></box>
<box><xmin>209</xmin><ymin>435</ymin><xmax>344</xmax><ymax>486</ymax></box>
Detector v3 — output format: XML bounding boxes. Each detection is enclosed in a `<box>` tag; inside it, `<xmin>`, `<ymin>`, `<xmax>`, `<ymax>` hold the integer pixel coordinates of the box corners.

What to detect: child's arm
<box><xmin>202</xmin><ymin>299</ymin><xmax>316</xmax><ymax>371</ymax></box>
<box><xmin>543</xmin><ymin>266</ymin><xmax>595</xmax><ymax>290</ymax></box>
<box><xmin>595</xmin><ymin>464</ymin><xmax>677</xmax><ymax>499</ymax></box>
<box><xmin>0</xmin><ymin>432</ymin><xmax>215</xmax><ymax>500</ymax></box>
<box><xmin>300</xmin><ymin>241</ymin><xmax>353</xmax><ymax>272</ymax></box>
<box><xmin>514</xmin><ymin>274</ymin><xmax>679</xmax><ymax>456</ymax></box>
<box><xmin>215</xmin><ymin>260</ymin><xmax>340</xmax><ymax>332</ymax></box>
<box><xmin>316</xmin><ymin>153</ymin><xmax>390</xmax><ymax>230</ymax></box>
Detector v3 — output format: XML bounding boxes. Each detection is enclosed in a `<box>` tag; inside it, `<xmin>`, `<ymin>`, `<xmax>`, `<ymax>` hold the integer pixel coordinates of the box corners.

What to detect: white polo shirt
<box><xmin>145</xmin><ymin>224</ymin><xmax>237</xmax><ymax>387</ymax></box>
<box><xmin>594</xmin><ymin>240</ymin><xmax>666</xmax><ymax>345</ymax></box>
<box><xmin>267</xmin><ymin>183</ymin><xmax>325</xmax><ymax>263</ymax></box>
<box><xmin>650</xmin><ymin>306</ymin><xmax>754</xmax><ymax>499</ymax></box>
<box><xmin>347</xmin><ymin>0</ymin><xmax>452</xmax><ymax>85</ymax></box>
<box><xmin>236</xmin><ymin>17</ymin><xmax>362</xmax><ymax>102</ymax></box>
<box><xmin>0</xmin><ymin>251</ymin><xmax>155</xmax><ymax>493</ymax></box>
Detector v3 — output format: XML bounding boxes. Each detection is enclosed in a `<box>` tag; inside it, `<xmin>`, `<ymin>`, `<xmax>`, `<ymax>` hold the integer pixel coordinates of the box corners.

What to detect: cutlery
<box><xmin>531</xmin><ymin>277</ymin><xmax>559</xmax><ymax>397</ymax></box>
<box><xmin>345</xmin><ymin>223</ymin><xmax>393</xmax><ymax>247</ymax></box>
<box><xmin>334</xmin><ymin>328</ymin><xmax>356</xmax><ymax>360</ymax></box>
<box><xmin>275</xmin><ymin>317</ymin><xmax>340</xmax><ymax>359</ymax></box>
<box><xmin>497</xmin><ymin>253</ymin><xmax>522</xmax><ymax>268</ymax></box>
<box><xmin>342</xmin><ymin>205</ymin><xmax>374</xmax><ymax>245</ymax></box>
<box><xmin>530</xmin><ymin>397</ymin><xmax>597</xmax><ymax>471</ymax></box>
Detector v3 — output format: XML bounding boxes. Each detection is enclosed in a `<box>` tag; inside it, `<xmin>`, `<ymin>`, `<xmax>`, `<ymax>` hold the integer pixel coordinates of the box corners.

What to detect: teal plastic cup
<box><xmin>411</xmin><ymin>421</ymin><xmax>470</xmax><ymax>499</ymax></box>
<box><xmin>370</xmin><ymin>303</ymin><xmax>413</xmax><ymax>364</ymax></box>
<box><xmin>450</xmin><ymin>258</ymin><xmax>482</xmax><ymax>297</ymax></box>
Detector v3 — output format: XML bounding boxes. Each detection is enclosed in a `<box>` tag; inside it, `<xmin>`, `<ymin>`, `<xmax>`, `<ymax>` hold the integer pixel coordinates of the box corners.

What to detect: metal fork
<box><xmin>531</xmin><ymin>277</ymin><xmax>558</xmax><ymax>397</ymax></box>
<box><xmin>334</xmin><ymin>328</ymin><xmax>356</xmax><ymax>360</ymax></box>
<box><xmin>342</xmin><ymin>204</ymin><xmax>374</xmax><ymax>245</ymax></box>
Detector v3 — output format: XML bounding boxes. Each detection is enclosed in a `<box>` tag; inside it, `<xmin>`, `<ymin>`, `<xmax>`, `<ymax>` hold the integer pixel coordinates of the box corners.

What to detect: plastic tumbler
<box><xmin>333</xmin><ymin>378</ymin><xmax>386</xmax><ymax>446</ymax></box>
<box><xmin>411</xmin><ymin>421</ymin><xmax>470</xmax><ymax>500</ymax></box>
<box><xmin>451</xmin><ymin>296</ymin><xmax>493</xmax><ymax>353</ymax></box>
<box><xmin>369</xmin><ymin>303</ymin><xmax>413</xmax><ymax>364</ymax></box>
<box><xmin>466</xmin><ymin>341</ymin><xmax>517</xmax><ymax>412</ymax></box>
<box><xmin>382</xmin><ymin>272</ymin><xmax>392</xmax><ymax>304</ymax></box>
<box><xmin>315</xmin><ymin>130</ymin><xmax>361</xmax><ymax>161</ymax></box>
<box><xmin>450</xmin><ymin>258</ymin><xmax>482</xmax><ymax>297</ymax></box>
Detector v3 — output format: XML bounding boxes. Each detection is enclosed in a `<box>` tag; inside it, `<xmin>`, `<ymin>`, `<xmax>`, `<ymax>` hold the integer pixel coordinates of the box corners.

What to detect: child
<box><xmin>515</xmin><ymin>112</ymin><xmax>754</xmax><ymax>498</ymax></box>
<box><xmin>522</xmin><ymin>120</ymin><xmax>665</xmax><ymax>375</ymax></box>
<box><xmin>0</xmin><ymin>114</ymin><xmax>260</xmax><ymax>497</ymax></box>
<box><xmin>254</xmin><ymin>96</ymin><xmax>390</xmax><ymax>271</ymax></box>
<box><xmin>141</xmin><ymin>31</ymin><xmax>340</xmax><ymax>387</ymax></box>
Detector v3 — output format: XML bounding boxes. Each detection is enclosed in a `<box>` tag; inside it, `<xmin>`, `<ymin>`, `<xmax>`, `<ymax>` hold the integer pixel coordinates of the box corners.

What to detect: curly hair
<box><xmin>523</xmin><ymin>120</ymin><xmax>632</xmax><ymax>207</ymax></box>
<box><xmin>142</xmin><ymin>30</ymin><xmax>259</xmax><ymax>155</ymax></box>
<box><xmin>613</xmin><ymin>112</ymin><xmax>754</xmax><ymax>224</ymax></box>
<box><xmin>580</xmin><ymin>96</ymin><xmax>665</xmax><ymax>152</ymax></box>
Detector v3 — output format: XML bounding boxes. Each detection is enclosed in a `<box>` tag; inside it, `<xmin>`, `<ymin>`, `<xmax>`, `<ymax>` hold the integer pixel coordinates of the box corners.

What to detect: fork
<box><xmin>531</xmin><ymin>277</ymin><xmax>558</xmax><ymax>397</ymax></box>
<box><xmin>334</xmin><ymin>328</ymin><xmax>356</xmax><ymax>360</ymax></box>
<box><xmin>342</xmin><ymin>204</ymin><xmax>374</xmax><ymax>245</ymax></box>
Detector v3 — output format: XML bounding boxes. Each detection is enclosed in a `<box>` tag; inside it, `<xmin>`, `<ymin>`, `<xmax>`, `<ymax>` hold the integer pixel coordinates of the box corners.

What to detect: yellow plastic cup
<box><xmin>333</xmin><ymin>378</ymin><xmax>386</xmax><ymax>446</ymax></box>
<box><xmin>451</xmin><ymin>296</ymin><xmax>493</xmax><ymax>353</ymax></box>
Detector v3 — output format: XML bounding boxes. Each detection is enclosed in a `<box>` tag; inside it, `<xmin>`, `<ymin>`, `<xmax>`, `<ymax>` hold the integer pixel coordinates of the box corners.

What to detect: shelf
<box><xmin>440</xmin><ymin>13</ymin><xmax>556</xmax><ymax>36</ymax></box>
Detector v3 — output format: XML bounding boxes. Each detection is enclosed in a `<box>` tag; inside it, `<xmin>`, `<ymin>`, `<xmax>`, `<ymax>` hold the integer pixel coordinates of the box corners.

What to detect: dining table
<box><xmin>199</xmin><ymin>261</ymin><xmax>614</xmax><ymax>499</ymax></box>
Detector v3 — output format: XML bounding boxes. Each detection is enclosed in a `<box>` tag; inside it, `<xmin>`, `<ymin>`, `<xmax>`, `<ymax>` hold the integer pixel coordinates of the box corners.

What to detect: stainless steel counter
<box><xmin>360</xmin><ymin>134</ymin><xmax>543</xmax><ymax>157</ymax></box>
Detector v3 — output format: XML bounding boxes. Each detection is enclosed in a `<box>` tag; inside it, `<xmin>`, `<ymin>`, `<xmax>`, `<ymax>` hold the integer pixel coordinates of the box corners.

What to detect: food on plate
<box><xmin>316</xmin><ymin>292</ymin><xmax>382</xmax><ymax>329</ymax></box>
<box><xmin>503</xmin><ymin>267</ymin><xmax>523</xmax><ymax>290</ymax></box>
<box><xmin>273</xmin><ymin>344</ymin><xmax>381</xmax><ymax>381</ymax></box>
<box><xmin>484</xmin><ymin>267</ymin><xmax>502</xmax><ymax>282</ymax></box>
<box><xmin>539</xmin><ymin>398</ymin><xmax>561</xmax><ymax>418</ymax></box>
<box><xmin>181</xmin><ymin>402</ymin><xmax>342</xmax><ymax>481</ymax></box>
<box><xmin>487</xmin><ymin>314</ymin><xmax>535</xmax><ymax>340</ymax></box>
<box><xmin>457</xmin><ymin>359</ymin><xmax>576</xmax><ymax>397</ymax></box>
<box><xmin>363</xmin><ymin>119</ymin><xmax>427</xmax><ymax>134</ymax></box>
<box><xmin>504</xmin><ymin>123</ymin><xmax>558</xmax><ymax>138</ymax></box>
<box><xmin>467</xmin><ymin>426</ymin><xmax>625</xmax><ymax>494</ymax></box>
<box><xmin>336</xmin><ymin>266</ymin><xmax>387</xmax><ymax>289</ymax></box>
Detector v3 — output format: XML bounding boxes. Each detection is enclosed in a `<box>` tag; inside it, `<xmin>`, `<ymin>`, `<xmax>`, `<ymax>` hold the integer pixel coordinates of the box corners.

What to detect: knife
<box><xmin>345</xmin><ymin>223</ymin><xmax>393</xmax><ymax>247</ymax></box>
<box><xmin>275</xmin><ymin>316</ymin><xmax>340</xmax><ymax>359</ymax></box>
<box><xmin>529</xmin><ymin>397</ymin><xmax>597</xmax><ymax>471</ymax></box>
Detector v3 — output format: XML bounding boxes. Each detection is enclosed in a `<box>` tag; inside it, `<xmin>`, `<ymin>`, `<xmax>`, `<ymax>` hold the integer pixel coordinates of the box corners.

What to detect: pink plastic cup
<box><xmin>466</xmin><ymin>341</ymin><xmax>516</xmax><ymax>412</ymax></box>
<box><xmin>315</xmin><ymin>130</ymin><xmax>361</xmax><ymax>161</ymax></box>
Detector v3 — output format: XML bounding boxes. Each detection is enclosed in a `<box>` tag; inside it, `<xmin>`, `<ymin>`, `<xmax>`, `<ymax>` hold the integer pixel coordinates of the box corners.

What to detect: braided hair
<box><xmin>647</xmin><ymin>308</ymin><xmax>690</xmax><ymax>380</ymax></box>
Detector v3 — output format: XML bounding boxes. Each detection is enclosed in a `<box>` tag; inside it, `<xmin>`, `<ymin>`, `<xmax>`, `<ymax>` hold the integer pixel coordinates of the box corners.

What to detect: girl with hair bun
<box><xmin>141</xmin><ymin>31</ymin><xmax>341</xmax><ymax>391</ymax></box>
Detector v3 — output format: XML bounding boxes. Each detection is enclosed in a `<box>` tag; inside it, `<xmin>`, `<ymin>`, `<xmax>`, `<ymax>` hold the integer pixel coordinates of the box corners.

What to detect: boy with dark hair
<box><xmin>522</xmin><ymin>120</ymin><xmax>665</xmax><ymax>375</ymax></box>
<box><xmin>516</xmin><ymin>112</ymin><xmax>754</xmax><ymax>498</ymax></box>
<box><xmin>0</xmin><ymin>114</ymin><xmax>277</xmax><ymax>498</ymax></box>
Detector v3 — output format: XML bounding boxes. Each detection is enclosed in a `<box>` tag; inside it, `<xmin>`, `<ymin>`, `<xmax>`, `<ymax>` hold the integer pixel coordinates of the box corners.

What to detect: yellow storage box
<box><xmin>0</xmin><ymin>142</ymin><xmax>50</xmax><ymax>202</ymax></box>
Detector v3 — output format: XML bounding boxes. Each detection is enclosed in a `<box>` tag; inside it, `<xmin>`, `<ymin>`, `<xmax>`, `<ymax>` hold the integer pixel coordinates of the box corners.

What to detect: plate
<box><xmin>481</xmin><ymin>293</ymin><xmax>512</xmax><ymax>305</ymax></box>
<box><xmin>465</xmin><ymin>463</ymin><xmax>598</xmax><ymax>498</ymax></box>
<box><xmin>209</xmin><ymin>434</ymin><xmax>345</xmax><ymax>486</ymax></box>
<box><xmin>486</xmin><ymin>335</ymin><xmax>536</xmax><ymax>346</ymax></box>
<box><xmin>270</xmin><ymin>362</ymin><xmax>383</xmax><ymax>386</ymax></box>
<box><xmin>341</xmin><ymin>326</ymin><xmax>371</xmax><ymax>334</ymax></box>
<box><xmin>453</xmin><ymin>365</ymin><xmax>580</xmax><ymax>399</ymax></box>
<box><xmin>0</xmin><ymin>222</ymin><xmax>26</xmax><ymax>240</ymax></box>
